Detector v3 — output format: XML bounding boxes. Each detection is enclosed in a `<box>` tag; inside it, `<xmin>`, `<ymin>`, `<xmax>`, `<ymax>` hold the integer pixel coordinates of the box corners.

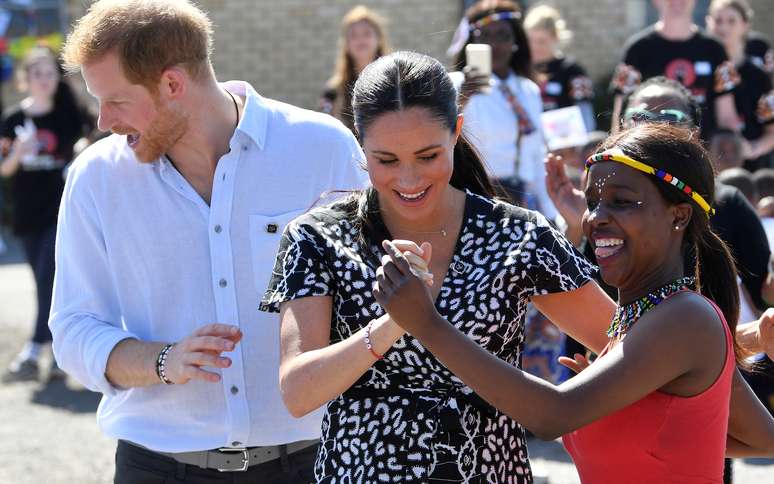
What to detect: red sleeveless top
<box><xmin>562</xmin><ymin>296</ymin><xmax>734</xmax><ymax>483</ymax></box>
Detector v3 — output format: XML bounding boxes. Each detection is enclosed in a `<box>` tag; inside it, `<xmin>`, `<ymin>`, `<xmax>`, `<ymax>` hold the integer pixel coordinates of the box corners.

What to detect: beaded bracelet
<box><xmin>364</xmin><ymin>320</ymin><xmax>384</xmax><ymax>360</ymax></box>
<box><xmin>155</xmin><ymin>343</ymin><xmax>175</xmax><ymax>385</ymax></box>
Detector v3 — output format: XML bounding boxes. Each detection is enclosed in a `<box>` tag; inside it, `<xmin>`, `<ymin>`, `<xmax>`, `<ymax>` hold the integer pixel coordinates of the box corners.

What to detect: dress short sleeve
<box><xmin>513</xmin><ymin>212</ymin><xmax>597</xmax><ymax>297</ymax></box>
<box><xmin>260</xmin><ymin>218</ymin><xmax>335</xmax><ymax>313</ymax></box>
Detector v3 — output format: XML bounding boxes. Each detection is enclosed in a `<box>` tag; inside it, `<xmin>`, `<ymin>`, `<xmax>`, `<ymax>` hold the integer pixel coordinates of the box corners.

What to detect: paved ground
<box><xmin>0</xmin><ymin>233</ymin><xmax>772</xmax><ymax>483</ymax></box>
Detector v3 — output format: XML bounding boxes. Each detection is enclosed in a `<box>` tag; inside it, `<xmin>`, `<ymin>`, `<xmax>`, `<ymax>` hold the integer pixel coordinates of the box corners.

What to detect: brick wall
<box><xmin>63</xmin><ymin>0</ymin><xmax>773</xmax><ymax>111</ymax></box>
<box><xmin>198</xmin><ymin>0</ymin><xmax>463</xmax><ymax>109</ymax></box>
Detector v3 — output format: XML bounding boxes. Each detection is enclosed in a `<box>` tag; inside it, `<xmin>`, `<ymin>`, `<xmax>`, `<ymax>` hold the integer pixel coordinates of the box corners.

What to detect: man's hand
<box><xmin>164</xmin><ymin>324</ymin><xmax>242</xmax><ymax>384</ymax></box>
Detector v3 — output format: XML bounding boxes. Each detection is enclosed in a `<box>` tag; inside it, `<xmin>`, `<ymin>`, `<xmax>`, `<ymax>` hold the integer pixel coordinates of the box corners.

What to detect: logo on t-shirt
<box><xmin>20</xmin><ymin>128</ymin><xmax>62</xmax><ymax>171</ymax></box>
<box><xmin>665</xmin><ymin>59</ymin><xmax>697</xmax><ymax>87</ymax></box>
<box><xmin>37</xmin><ymin>128</ymin><xmax>59</xmax><ymax>154</ymax></box>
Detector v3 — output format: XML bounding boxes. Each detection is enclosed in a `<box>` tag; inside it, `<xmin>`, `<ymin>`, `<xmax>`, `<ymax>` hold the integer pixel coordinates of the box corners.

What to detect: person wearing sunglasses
<box><xmin>622</xmin><ymin>107</ymin><xmax>691</xmax><ymax>128</ymax></box>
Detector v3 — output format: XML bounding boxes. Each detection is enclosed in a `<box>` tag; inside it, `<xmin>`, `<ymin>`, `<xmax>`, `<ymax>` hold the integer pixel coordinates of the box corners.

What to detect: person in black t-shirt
<box><xmin>611</xmin><ymin>0</ymin><xmax>741</xmax><ymax>140</ymax></box>
<box><xmin>707</xmin><ymin>0</ymin><xmax>774</xmax><ymax>171</ymax></box>
<box><xmin>746</xmin><ymin>31</ymin><xmax>773</xmax><ymax>76</ymax></box>
<box><xmin>0</xmin><ymin>47</ymin><xmax>94</xmax><ymax>383</ymax></box>
<box><xmin>524</xmin><ymin>4</ymin><xmax>595</xmax><ymax>130</ymax></box>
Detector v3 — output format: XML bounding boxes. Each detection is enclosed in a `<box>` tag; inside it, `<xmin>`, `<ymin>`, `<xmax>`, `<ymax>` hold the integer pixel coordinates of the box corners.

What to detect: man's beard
<box><xmin>127</xmin><ymin>101</ymin><xmax>189</xmax><ymax>163</ymax></box>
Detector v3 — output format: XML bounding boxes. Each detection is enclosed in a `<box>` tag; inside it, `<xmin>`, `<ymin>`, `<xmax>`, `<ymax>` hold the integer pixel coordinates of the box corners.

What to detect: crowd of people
<box><xmin>2</xmin><ymin>0</ymin><xmax>774</xmax><ymax>483</ymax></box>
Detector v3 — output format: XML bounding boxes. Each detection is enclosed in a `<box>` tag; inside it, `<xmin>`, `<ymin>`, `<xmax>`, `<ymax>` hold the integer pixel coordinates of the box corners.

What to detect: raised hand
<box><xmin>757</xmin><ymin>308</ymin><xmax>774</xmax><ymax>361</ymax></box>
<box><xmin>13</xmin><ymin>119</ymin><xmax>38</xmax><ymax>160</ymax></box>
<box><xmin>544</xmin><ymin>153</ymin><xmax>586</xmax><ymax>228</ymax></box>
<box><xmin>459</xmin><ymin>66</ymin><xmax>490</xmax><ymax>107</ymax></box>
<box><xmin>373</xmin><ymin>240</ymin><xmax>440</xmax><ymax>336</ymax></box>
<box><xmin>163</xmin><ymin>324</ymin><xmax>242</xmax><ymax>384</ymax></box>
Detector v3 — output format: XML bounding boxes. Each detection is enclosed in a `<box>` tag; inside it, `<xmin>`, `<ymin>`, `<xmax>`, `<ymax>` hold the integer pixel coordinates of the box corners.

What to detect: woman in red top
<box><xmin>374</xmin><ymin>122</ymin><xmax>774</xmax><ymax>482</ymax></box>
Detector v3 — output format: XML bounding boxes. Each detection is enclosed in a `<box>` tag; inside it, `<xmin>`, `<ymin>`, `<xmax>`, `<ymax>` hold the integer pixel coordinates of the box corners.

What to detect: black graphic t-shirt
<box><xmin>735</xmin><ymin>60</ymin><xmax>774</xmax><ymax>170</ymax></box>
<box><xmin>735</xmin><ymin>60</ymin><xmax>774</xmax><ymax>141</ymax></box>
<box><xmin>1</xmin><ymin>105</ymin><xmax>92</xmax><ymax>234</ymax></box>
<box><xmin>746</xmin><ymin>31</ymin><xmax>774</xmax><ymax>76</ymax></box>
<box><xmin>261</xmin><ymin>191</ymin><xmax>596</xmax><ymax>483</ymax></box>
<box><xmin>534</xmin><ymin>56</ymin><xmax>594</xmax><ymax>112</ymax></box>
<box><xmin>612</xmin><ymin>27</ymin><xmax>739</xmax><ymax>137</ymax></box>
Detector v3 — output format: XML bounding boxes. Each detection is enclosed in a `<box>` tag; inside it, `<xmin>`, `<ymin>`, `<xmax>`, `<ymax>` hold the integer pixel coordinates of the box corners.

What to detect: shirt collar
<box><xmin>221</xmin><ymin>80</ymin><xmax>268</xmax><ymax>150</ymax></box>
<box><xmin>490</xmin><ymin>70</ymin><xmax>517</xmax><ymax>87</ymax></box>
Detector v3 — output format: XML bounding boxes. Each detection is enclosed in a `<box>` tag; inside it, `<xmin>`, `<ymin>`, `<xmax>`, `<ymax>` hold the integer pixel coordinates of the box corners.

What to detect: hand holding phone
<box><xmin>460</xmin><ymin>44</ymin><xmax>492</xmax><ymax>102</ymax></box>
<box><xmin>465</xmin><ymin>43</ymin><xmax>492</xmax><ymax>78</ymax></box>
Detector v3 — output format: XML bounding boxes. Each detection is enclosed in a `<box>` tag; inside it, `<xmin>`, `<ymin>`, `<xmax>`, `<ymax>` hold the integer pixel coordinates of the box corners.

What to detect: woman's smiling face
<box><xmin>582</xmin><ymin>160</ymin><xmax>686</xmax><ymax>290</ymax></box>
<box><xmin>362</xmin><ymin>107</ymin><xmax>458</xmax><ymax>223</ymax></box>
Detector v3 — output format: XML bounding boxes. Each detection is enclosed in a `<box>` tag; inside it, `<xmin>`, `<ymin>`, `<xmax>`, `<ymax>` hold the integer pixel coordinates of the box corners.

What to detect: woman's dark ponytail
<box><xmin>451</xmin><ymin>133</ymin><xmax>497</xmax><ymax>197</ymax></box>
<box><xmin>694</xmin><ymin>227</ymin><xmax>745</xmax><ymax>361</ymax></box>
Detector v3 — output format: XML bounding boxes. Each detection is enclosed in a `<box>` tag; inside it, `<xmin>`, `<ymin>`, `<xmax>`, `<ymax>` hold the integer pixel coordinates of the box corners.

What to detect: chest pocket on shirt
<box><xmin>249</xmin><ymin>209</ymin><xmax>305</xmax><ymax>294</ymax></box>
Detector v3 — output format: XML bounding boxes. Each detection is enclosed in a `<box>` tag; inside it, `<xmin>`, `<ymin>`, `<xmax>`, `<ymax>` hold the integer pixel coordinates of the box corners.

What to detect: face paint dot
<box><xmin>594</xmin><ymin>171</ymin><xmax>616</xmax><ymax>196</ymax></box>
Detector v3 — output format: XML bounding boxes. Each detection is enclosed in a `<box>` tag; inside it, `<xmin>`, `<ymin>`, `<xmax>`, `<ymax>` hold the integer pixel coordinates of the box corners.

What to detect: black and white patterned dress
<box><xmin>261</xmin><ymin>190</ymin><xmax>596</xmax><ymax>483</ymax></box>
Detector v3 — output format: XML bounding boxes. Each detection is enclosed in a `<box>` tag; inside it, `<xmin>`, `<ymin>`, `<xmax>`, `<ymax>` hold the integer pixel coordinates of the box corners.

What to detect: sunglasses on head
<box><xmin>622</xmin><ymin>108</ymin><xmax>691</xmax><ymax>128</ymax></box>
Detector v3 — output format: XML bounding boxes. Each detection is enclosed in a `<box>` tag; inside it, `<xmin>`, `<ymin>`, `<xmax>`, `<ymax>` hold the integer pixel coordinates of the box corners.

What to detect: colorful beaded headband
<box><xmin>585</xmin><ymin>149</ymin><xmax>715</xmax><ymax>217</ymax></box>
<box><xmin>469</xmin><ymin>11</ymin><xmax>521</xmax><ymax>31</ymax></box>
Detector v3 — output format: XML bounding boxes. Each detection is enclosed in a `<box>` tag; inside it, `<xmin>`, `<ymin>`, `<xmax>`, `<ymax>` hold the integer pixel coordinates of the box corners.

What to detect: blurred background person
<box><xmin>710</xmin><ymin>128</ymin><xmax>746</xmax><ymax>172</ymax></box>
<box><xmin>717</xmin><ymin>167</ymin><xmax>758</xmax><ymax>206</ymax></box>
<box><xmin>611</xmin><ymin>0</ymin><xmax>741</xmax><ymax>140</ymax></box>
<box><xmin>524</xmin><ymin>4</ymin><xmax>596</xmax><ymax>131</ymax></box>
<box><xmin>450</xmin><ymin>0</ymin><xmax>557</xmax><ymax>221</ymax></box>
<box><xmin>755</xmin><ymin>168</ymin><xmax>774</xmax><ymax>208</ymax></box>
<box><xmin>745</xmin><ymin>29</ymin><xmax>773</xmax><ymax>76</ymax></box>
<box><xmin>319</xmin><ymin>5</ymin><xmax>389</xmax><ymax>134</ymax></box>
<box><xmin>754</xmin><ymin>168</ymin><xmax>774</xmax><ymax>249</ymax></box>
<box><xmin>707</xmin><ymin>0</ymin><xmax>774</xmax><ymax>172</ymax></box>
<box><xmin>0</xmin><ymin>46</ymin><xmax>94</xmax><ymax>383</ymax></box>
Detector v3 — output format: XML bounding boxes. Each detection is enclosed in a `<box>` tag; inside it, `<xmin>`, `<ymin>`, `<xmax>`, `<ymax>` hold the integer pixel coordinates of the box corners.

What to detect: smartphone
<box><xmin>465</xmin><ymin>43</ymin><xmax>492</xmax><ymax>77</ymax></box>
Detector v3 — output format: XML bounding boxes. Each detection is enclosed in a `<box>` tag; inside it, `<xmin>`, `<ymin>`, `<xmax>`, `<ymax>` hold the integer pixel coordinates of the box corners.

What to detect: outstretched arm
<box><xmin>727</xmin><ymin>368</ymin><xmax>774</xmax><ymax>457</ymax></box>
<box><xmin>373</xmin><ymin>241</ymin><xmax>728</xmax><ymax>441</ymax></box>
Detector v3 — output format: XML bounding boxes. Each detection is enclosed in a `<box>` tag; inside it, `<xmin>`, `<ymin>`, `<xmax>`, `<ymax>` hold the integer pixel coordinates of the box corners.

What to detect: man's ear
<box><xmin>157</xmin><ymin>66</ymin><xmax>188</xmax><ymax>100</ymax></box>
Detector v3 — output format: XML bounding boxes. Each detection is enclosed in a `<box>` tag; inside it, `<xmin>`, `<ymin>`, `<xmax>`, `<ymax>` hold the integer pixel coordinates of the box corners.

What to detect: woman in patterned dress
<box><xmin>374</xmin><ymin>123</ymin><xmax>774</xmax><ymax>482</ymax></box>
<box><xmin>261</xmin><ymin>51</ymin><xmax>614</xmax><ymax>483</ymax></box>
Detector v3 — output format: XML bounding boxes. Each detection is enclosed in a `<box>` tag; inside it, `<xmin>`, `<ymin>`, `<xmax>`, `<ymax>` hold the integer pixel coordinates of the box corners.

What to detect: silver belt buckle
<box><xmin>216</xmin><ymin>447</ymin><xmax>249</xmax><ymax>472</ymax></box>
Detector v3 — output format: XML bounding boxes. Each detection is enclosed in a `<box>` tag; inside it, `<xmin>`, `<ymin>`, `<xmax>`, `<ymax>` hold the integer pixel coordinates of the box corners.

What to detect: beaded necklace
<box><xmin>607</xmin><ymin>276</ymin><xmax>695</xmax><ymax>339</ymax></box>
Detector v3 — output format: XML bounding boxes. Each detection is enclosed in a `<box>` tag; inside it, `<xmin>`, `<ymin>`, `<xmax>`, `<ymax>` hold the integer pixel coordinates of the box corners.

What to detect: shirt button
<box><xmin>214</xmin><ymin>225</ymin><xmax>222</xmax><ymax>234</ymax></box>
<box><xmin>266</xmin><ymin>223</ymin><xmax>278</xmax><ymax>234</ymax></box>
<box><xmin>219</xmin><ymin>278</ymin><xmax>228</xmax><ymax>288</ymax></box>
<box><xmin>230</xmin><ymin>385</ymin><xmax>239</xmax><ymax>395</ymax></box>
<box><xmin>232</xmin><ymin>441</ymin><xmax>242</xmax><ymax>447</ymax></box>
<box><xmin>241</xmin><ymin>145</ymin><xmax>249</xmax><ymax>152</ymax></box>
